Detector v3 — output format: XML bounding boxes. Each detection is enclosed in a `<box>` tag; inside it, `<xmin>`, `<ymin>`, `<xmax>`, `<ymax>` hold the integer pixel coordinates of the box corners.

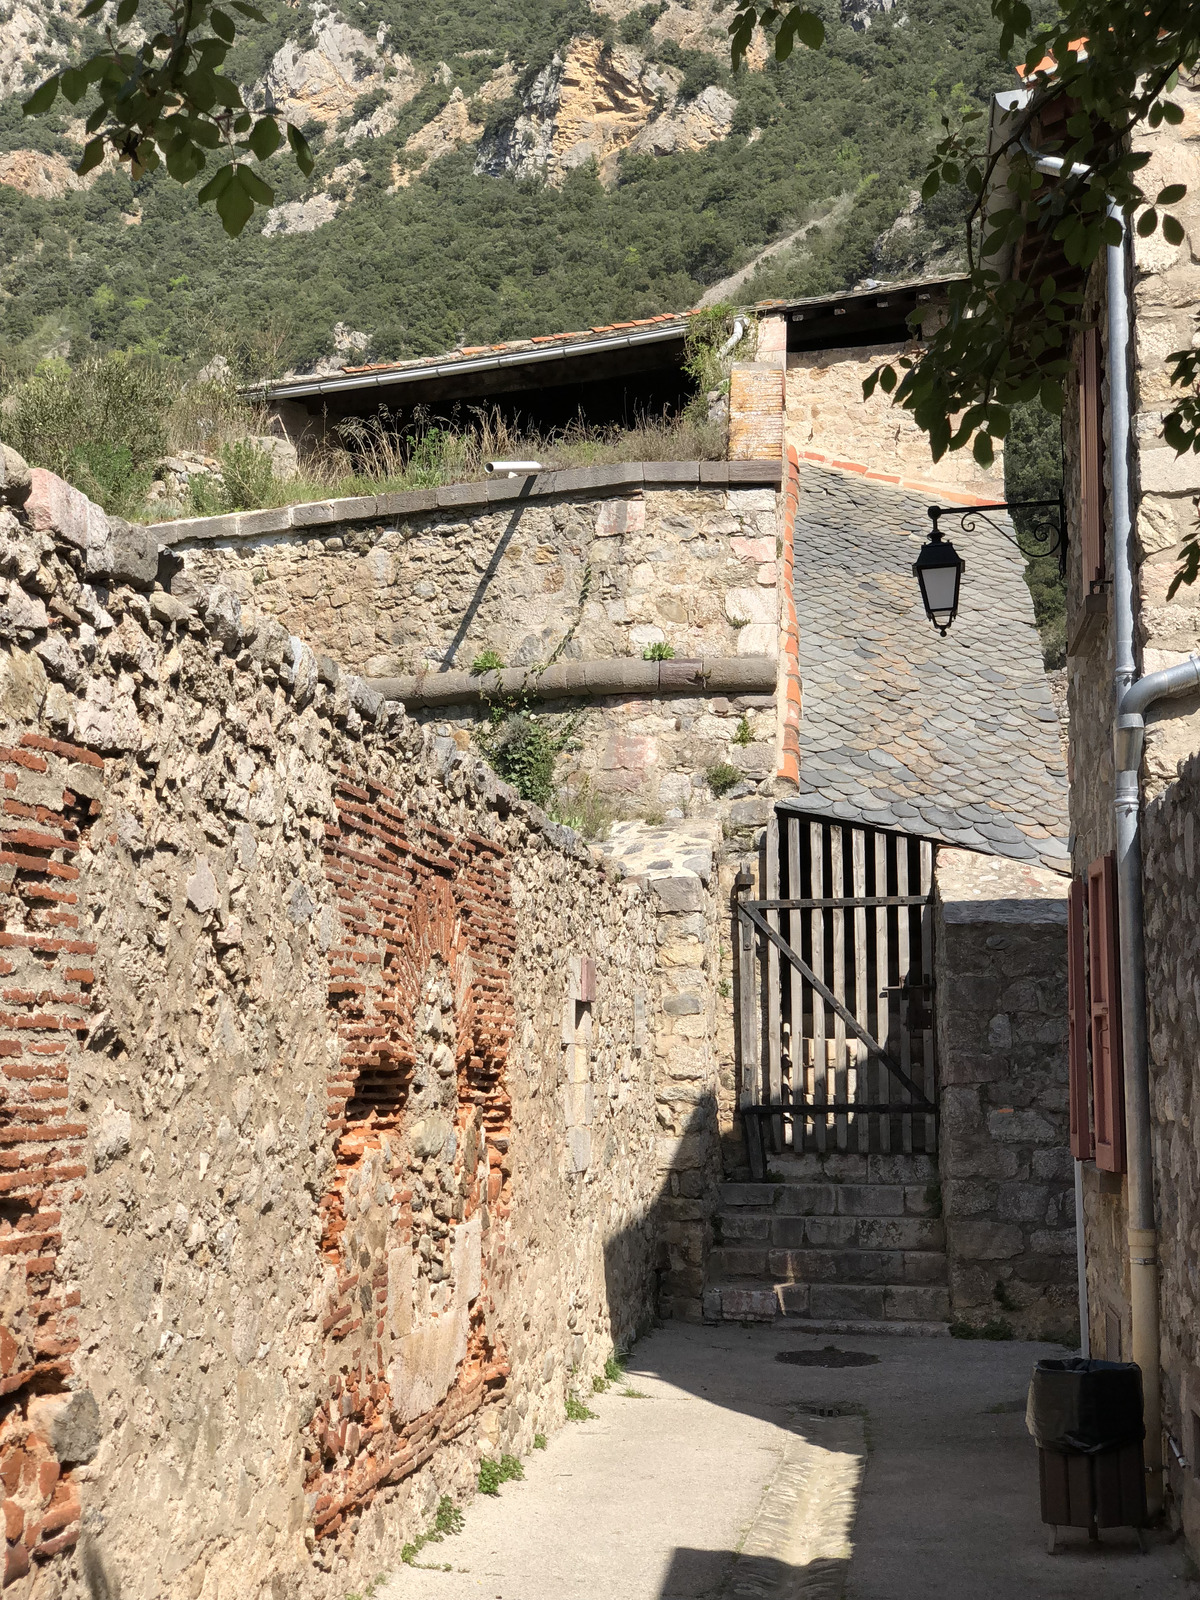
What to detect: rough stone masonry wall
<box><xmin>1142</xmin><ymin>752</ymin><xmax>1200</xmax><ymax>1540</ymax></box>
<box><xmin>0</xmin><ymin>463</ymin><xmax>670</xmax><ymax>1600</ymax></box>
<box><xmin>934</xmin><ymin>849</ymin><xmax>1076</xmax><ymax>1341</ymax></box>
<box><xmin>153</xmin><ymin>474</ymin><xmax>782</xmax><ymax>817</ymax></box>
<box><xmin>1062</xmin><ymin>77</ymin><xmax>1200</xmax><ymax>1367</ymax></box>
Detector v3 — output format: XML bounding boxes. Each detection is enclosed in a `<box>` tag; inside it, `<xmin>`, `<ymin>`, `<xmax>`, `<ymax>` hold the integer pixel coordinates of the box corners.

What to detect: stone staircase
<box><xmin>702</xmin><ymin>1152</ymin><xmax>950</xmax><ymax>1332</ymax></box>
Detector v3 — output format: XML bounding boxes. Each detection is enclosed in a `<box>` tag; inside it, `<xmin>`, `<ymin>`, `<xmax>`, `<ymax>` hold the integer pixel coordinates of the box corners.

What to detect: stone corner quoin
<box><xmin>0</xmin><ymin>458</ymin><xmax>728</xmax><ymax>1599</ymax></box>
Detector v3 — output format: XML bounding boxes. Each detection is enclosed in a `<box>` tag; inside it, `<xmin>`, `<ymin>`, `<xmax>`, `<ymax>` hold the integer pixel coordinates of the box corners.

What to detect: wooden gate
<box><xmin>735</xmin><ymin>807</ymin><xmax>937</xmax><ymax>1175</ymax></box>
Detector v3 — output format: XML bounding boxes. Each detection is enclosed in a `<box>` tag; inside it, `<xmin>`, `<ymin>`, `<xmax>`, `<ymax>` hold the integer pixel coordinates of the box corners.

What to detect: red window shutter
<box><xmin>1088</xmin><ymin>853</ymin><xmax>1125</xmax><ymax>1173</ymax></box>
<box><xmin>1079</xmin><ymin>328</ymin><xmax>1105</xmax><ymax>591</ymax></box>
<box><xmin>1067</xmin><ymin>876</ymin><xmax>1093</xmax><ymax>1160</ymax></box>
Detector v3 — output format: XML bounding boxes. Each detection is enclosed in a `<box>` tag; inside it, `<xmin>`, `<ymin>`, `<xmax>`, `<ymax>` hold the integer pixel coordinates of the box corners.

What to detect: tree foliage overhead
<box><xmin>23</xmin><ymin>0</ymin><xmax>314</xmax><ymax>234</ymax></box>
<box><xmin>835</xmin><ymin>3</ymin><xmax>1200</xmax><ymax>477</ymax></box>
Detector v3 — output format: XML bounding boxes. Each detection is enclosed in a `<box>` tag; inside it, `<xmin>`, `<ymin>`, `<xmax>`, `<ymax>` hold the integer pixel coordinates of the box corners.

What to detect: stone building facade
<box><xmin>1051</xmin><ymin>72</ymin><xmax>1200</xmax><ymax>1538</ymax></box>
<box><xmin>0</xmin><ymin>462</ymin><xmax>725</xmax><ymax>1600</ymax></box>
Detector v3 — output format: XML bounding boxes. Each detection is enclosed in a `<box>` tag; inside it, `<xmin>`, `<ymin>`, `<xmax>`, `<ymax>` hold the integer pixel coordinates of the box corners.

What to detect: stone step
<box><xmin>718</xmin><ymin>1181</ymin><xmax>940</xmax><ymax>1225</ymax></box>
<box><xmin>713</xmin><ymin>1214</ymin><xmax>945</xmax><ymax>1261</ymax></box>
<box><xmin>741</xmin><ymin>1151</ymin><xmax>941</xmax><ymax>1187</ymax></box>
<box><xmin>707</xmin><ymin>1245</ymin><xmax>948</xmax><ymax>1287</ymax></box>
<box><xmin>703</xmin><ymin>1280</ymin><xmax>951</xmax><ymax>1325</ymax></box>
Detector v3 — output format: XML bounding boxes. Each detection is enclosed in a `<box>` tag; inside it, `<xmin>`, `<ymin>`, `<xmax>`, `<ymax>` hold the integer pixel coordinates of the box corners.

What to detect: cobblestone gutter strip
<box><xmin>146</xmin><ymin>461</ymin><xmax>785</xmax><ymax>548</ymax></box>
<box><xmin>724</xmin><ymin>1412</ymin><xmax>865</xmax><ymax>1600</ymax></box>
<box><xmin>777</xmin><ymin>447</ymin><xmax>802</xmax><ymax>788</ymax></box>
<box><xmin>368</xmin><ymin>655</ymin><xmax>778</xmax><ymax>709</ymax></box>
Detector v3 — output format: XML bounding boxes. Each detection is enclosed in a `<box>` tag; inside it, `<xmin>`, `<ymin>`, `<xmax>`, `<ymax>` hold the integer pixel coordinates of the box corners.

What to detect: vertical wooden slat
<box><xmin>787</xmin><ymin>817</ymin><xmax>803</xmax><ymax>1152</ymax></box>
<box><xmin>919</xmin><ymin>839</ymin><xmax>935</xmax><ymax>1153</ymax></box>
<box><xmin>895</xmin><ymin>837</ymin><xmax>913</xmax><ymax>1154</ymax></box>
<box><xmin>830</xmin><ymin>825</ymin><xmax>848</xmax><ymax>1151</ymax></box>
<box><xmin>810</xmin><ymin>821</ymin><xmax>827</xmax><ymax>1154</ymax></box>
<box><xmin>1068</xmin><ymin>876</ymin><xmax>1094</xmax><ymax>1160</ymax></box>
<box><xmin>852</xmin><ymin>828</ymin><xmax>870</xmax><ymax>1154</ymax></box>
<box><xmin>874</xmin><ymin>832</ymin><xmax>891</xmax><ymax>1155</ymax></box>
<box><xmin>1089</xmin><ymin>852</ymin><xmax>1126</xmax><ymax>1173</ymax></box>
<box><xmin>766</xmin><ymin>811</ymin><xmax>782</xmax><ymax>1154</ymax></box>
<box><xmin>737</xmin><ymin>890</ymin><xmax>759</xmax><ymax>1109</ymax></box>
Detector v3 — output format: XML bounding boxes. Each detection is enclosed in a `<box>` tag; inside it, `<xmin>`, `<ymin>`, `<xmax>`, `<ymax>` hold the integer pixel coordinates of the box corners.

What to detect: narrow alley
<box><xmin>381</xmin><ymin>1325</ymin><xmax>1192</xmax><ymax>1600</ymax></box>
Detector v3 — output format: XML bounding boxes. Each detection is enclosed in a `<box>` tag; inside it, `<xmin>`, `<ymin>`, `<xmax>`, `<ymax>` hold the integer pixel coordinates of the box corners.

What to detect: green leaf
<box><xmin>22</xmin><ymin>77</ymin><xmax>58</xmax><ymax>115</ymax></box>
<box><xmin>229</xmin><ymin>0</ymin><xmax>267</xmax><ymax>15</ymax></box>
<box><xmin>1157</xmin><ymin>184</ymin><xmax>1187</xmax><ymax>205</ymax></box>
<box><xmin>972</xmin><ymin>431</ymin><xmax>994</xmax><ymax>468</ymax></box>
<box><xmin>197</xmin><ymin>165</ymin><xmax>235</xmax><ymax>203</ymax></box>
<box><xmin>60</xmin><ymin>66</ymin><xmax>88</xmax><ymax>104</ymax></box>
<box><xmin>287</xmin><ymin>123</ymin><xmax>314</xmax><ymax>177</ymax></box>
<box><xmin>1137</xmin><ymin>208</ymin><xmax>1159</xmax><ymax>236</ymax></box>
<box><xmin>248</xmin><ymin>117</ymin><xmax>283</xmax><ymax>160</ymax></box>
<box><xmin>921</xmin><ymin>170</ymin><xmax>941</xmax><ymax>202</ymax></box>
<box><xmin>1163</xmin><ymin>213</ymin><xmax>1186</xmax><ymax>246</ymax></box>
<box><xmin>216</xmin><ymin>168</ymin><xmax>255</xmax><ymax>236</ymax></box>
<box><xmin>210</xmin><ymin>9</ymin><xmax>236</xmax><ymax>42</ymax></box>
<box><xmin>239</xmin><ymin>167</ymin><xmax>274</xmax><ymax>205</ymax></box>
<box><xmin>78</xmin><ymin>0</ymin><xmax>107</xmax><ymax>15</ymax></box>
<box><xmin>116</xmin><ymin>0</ymin><xmax>138</xmax><ymax>20</ymax></box>
<box><xmin>880</xmin><ymin>365</ymin><xmax>896</xmax><ymax>394</ymax></box>
<box><xmin>1163</xmin><ymin>101</ymin><xmax>1184</xmax><ymax>126</ymax></box>
<box><xmin>774</xmin><ymin>6</ymin><xmax>822</xmax><ymax>56</ymax></box>
<box><xmin>77</xmin><ymin>137</ymin><xmax>106</xmax><ymax>176</ymax></box>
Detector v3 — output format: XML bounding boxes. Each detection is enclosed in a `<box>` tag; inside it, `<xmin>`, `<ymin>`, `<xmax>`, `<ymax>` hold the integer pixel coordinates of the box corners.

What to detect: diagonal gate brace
<box><xmin>738</xmin><ymin>901</ymin><xmax>933</xmax><ymax>1108</ymax></box>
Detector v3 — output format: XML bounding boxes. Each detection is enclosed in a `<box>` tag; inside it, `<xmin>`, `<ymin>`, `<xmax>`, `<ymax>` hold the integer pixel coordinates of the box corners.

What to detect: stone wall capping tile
<box><xmin>157</xmin><ymin>512</ymin><xmax>244</xmax><ymax>546</ymax></box>
<box><xmin>644</xmin><ymin>462</ymin><xmax>700</xmax><ymax>486</ymax></box>
<box><xmin>290</xmin><ymin>500</ymin><xmax>340</xmax><ymax>527</ymax></box>
<box><xmin>236</xmin><ymin>505</ymin><xmax>296</xmax><ymax>538</ymax></box>
<box><xmin>699</xmin><ymin>462</ymin><xmax>730</xmax><ymax>485</ymax></box>
<box><xmin>377</xmin><ymin>488</ymin><xmax>438</xmax><ymax>515</ymax></box>
<box><xmin>436</xmin><ymin>482</ymin><xmax>488</xmax><ymax>509</ymax></box>
<box><xmin>729</xmin><ymin>458</ymin><xmax>783</xmax><ymax>485</ymax></box>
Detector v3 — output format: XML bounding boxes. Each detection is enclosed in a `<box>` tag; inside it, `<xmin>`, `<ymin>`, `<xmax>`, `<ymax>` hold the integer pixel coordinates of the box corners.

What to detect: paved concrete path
<box><xmin>380</xmin><ymin>1324</ymin><xmax>1196</xmax><ymax>1600</ymax></box>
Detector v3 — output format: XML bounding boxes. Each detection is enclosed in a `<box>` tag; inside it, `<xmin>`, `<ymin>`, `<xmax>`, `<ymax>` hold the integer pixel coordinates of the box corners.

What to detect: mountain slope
<box><xmin>0</xmin><ymin>0</ymin><xmax>1022</xmax><ymax>376</ymax></box>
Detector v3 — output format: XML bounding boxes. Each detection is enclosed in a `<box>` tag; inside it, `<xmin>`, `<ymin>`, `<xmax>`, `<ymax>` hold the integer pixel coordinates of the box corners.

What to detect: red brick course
<box><xmin>304</xmin><ymin>770</ymin><xmax>516</xmax><ymax>1550</ymax></box>
<box><xmin>0</xmin><ymin>738</ymin><xmax>99</xmax><ymax>1584</ymax></box>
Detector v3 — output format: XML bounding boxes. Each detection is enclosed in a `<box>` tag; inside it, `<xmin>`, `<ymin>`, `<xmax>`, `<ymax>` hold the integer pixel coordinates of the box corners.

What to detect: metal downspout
<box><xmin>1022</xmin><ymin>134</ymin><xmax>1163</xmax><ymax>1510</ymax></box>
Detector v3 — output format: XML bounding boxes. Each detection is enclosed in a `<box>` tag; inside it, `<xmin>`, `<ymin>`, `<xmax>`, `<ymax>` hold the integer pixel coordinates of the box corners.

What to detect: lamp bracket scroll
<box><xmin>926</xmin><ymin>497</ymin><xmax>1067</xmax><ymax>576</ymax></box>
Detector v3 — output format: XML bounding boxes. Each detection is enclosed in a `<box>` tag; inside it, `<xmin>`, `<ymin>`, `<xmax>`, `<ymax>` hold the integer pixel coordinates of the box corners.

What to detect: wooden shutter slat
<box><xmin>1088</xmin><ymin>853</ymin><xmax>1125</xmax><ymax>1173</ymax></box>
<box><xmin>1067</xmin><ymin>876</ymin><xmax>1093</xmax><ymax>1160</ymax></box>
<box><xmin>1079</xmin><ymin>328</ymin><xmax>1105</xmax><ymax>591</ymax></box>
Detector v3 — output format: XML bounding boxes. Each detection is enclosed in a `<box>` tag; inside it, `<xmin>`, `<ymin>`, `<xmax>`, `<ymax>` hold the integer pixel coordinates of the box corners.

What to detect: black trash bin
<box><xmin>1027</xmin><ymin>1358</ymin><xmax>1147</xmax><ymax>1551</ymax></box>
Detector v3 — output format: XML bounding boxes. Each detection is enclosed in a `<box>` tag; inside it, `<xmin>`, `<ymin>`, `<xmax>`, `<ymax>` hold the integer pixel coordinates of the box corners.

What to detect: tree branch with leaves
<box><xmin>733</xmin><ymin>0</ymin><xmax>1200</xmax><ymax>585</ymax></box>
<box><xmin>23</xmin><ymin>0</ymin><xmax>313</xmax><ymax>235</ymax></box>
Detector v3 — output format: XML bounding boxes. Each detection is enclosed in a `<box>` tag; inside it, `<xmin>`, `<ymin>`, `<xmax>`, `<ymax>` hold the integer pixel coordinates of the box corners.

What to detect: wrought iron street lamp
<box><xmin>912</xmin><ymin>522</ymin><xmax>965</xmax><ymax>635</ymax></box>
<box><xmin>912</xmin><ymin>498</ymin><xmax>1065</xmax><ymax>635</ymax></box>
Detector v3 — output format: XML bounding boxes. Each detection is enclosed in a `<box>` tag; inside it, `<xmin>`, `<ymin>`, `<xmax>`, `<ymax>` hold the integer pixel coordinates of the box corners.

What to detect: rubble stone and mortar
<box><xmin>1063</xmin><ymin>80</ymin><xmax>1200</xmax><ymax>1371</ymax></box>
<box><xmin>1142</xmin><ymin>753</ymin><xmax>1200</xmax><ymax>1550</ymax></box>
<box><xmin>149</xmin><ymin>478</ymin><xmax>784</xmax><ymax>820</ymax></box>
<box><xmin>934</xmin><ymin>849</ymin><xmax>1075</xmax><ymax>1341</ymax></box>
<box><xmin>0</xmin><ymin>455</ymin><xmax>721</xmax><ymax>1599</ymax></box>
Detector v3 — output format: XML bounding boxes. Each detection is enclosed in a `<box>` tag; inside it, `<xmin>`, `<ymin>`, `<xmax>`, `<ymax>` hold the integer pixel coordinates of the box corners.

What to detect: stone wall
<box><xmin>1061</xmin><ymin>78</ymin><xmax>1200</xmax><ymax>1370</ymax></box>
<box><xmin>1142</xmin><ymin>752</ymin><xmax>1200</xmax><ymax>1538</ymax></box>
<box><xmin>147</xmin><ymin>466</ymin><xmax>784</xmax><ymax>818</ymax></box>
<box><xmin>934</xmin><ymin>849</ymin><xmax>1077</xmax><ymax>1341</ymax></box>
<box><xmin>785</xmin><ymin>341</ymin><xmax>1006</xmax><ymax>497</ymax></box>
<box><xmin>0</xmin><ymin>463</ymin><xmax>686</xmax><ymax>1600</ymax></box>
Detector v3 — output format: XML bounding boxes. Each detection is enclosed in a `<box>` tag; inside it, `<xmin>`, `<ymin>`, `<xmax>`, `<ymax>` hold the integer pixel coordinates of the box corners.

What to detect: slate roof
<box><xmin>786</xmin><ymin>466</ymin><xmax>1069</xmax><ymax>874</ymax></box>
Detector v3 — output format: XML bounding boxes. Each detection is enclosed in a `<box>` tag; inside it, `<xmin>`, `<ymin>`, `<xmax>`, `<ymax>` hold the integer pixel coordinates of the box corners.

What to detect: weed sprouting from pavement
<box><xmin>566</xmin><ymin>1395</ymin><xmax>597</xmax><ymax>1421</ymax></box>
<box><xmin>400</xmin><ymin>1496</ymin><xmax>465</xmax><ymax>1566</ymax></box>
<box><xmin>478</xmin><ymin>1454</ymin><xmax>525</xmax><ymax>1495</ymax></box>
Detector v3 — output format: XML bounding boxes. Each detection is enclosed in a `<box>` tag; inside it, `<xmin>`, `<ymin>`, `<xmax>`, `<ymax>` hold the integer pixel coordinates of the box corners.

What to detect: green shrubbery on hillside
<box><xmin>1</xmin><ymin>0</ymin><xmax>1023</xmax><ymax>378</ymax></box>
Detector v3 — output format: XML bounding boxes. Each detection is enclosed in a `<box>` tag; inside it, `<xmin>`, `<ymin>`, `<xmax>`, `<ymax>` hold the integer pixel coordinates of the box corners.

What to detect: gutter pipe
<box><xmin>1022</xmin><ymin>131</ymin><xmax>1167</xmax><ymax>1512</ymax></box>
<box><xmin>719</xmin><ymin>316</ymin><xmax>748</xmax><ymax>358</ymax></box>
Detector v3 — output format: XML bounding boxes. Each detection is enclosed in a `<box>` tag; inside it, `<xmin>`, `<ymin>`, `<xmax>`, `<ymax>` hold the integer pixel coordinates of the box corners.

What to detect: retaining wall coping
<box><xmin>369</xmin><ymin>654</ymin><xmax>778</xmax><ymax>709</ymax></box>
<box><xmin>145</xmin><ymin>460</ymin><xmax>784</xmax><ymax>547</ymax></box>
